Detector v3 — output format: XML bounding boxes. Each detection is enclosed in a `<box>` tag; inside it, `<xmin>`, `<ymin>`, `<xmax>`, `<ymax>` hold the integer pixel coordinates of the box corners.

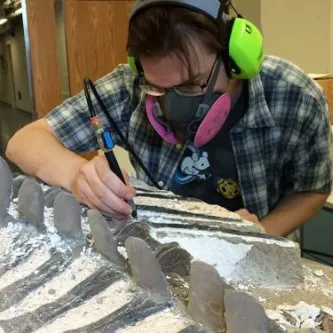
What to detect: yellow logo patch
<box><xmin>216</xmin><ymin>178</ymin><xmax>240</xmax><ymax>199</ymax></box>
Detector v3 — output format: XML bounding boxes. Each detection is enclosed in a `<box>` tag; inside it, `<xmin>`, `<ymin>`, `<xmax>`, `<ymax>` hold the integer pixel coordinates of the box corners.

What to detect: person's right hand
<box><xmin>71</xmin><ymin>155</ymin><xmax>136</xmax><ymax>219</ymax></box>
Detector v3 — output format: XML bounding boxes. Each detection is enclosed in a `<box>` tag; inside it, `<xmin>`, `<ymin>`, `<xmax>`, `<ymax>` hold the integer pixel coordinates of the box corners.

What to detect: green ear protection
<box><xmin>127</xmin><ymin>0</ymin><xmax>264</xmax><ymax>80</ymax></box>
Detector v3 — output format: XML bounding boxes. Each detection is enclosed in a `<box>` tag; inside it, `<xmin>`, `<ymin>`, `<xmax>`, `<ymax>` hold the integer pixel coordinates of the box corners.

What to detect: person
<box><xmin>6</xmin><ymin>0</ymin><xmax>333</xmax><ymax>237</ymax></box>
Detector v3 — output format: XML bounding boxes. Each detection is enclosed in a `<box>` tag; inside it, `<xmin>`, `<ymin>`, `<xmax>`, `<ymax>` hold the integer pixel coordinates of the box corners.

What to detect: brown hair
<box><xmin>127</xmin><ymin>5</ymin><xmax>229</xmax><ymax>75</ymax></box>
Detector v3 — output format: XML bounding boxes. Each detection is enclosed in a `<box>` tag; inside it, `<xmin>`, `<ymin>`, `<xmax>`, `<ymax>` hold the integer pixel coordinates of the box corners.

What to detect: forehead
<box><xmin>140</xmin><ymin>39</ymin><xmax>213</xmax><ymax>88</ymax></box>
<box><xmin>141</xmin><ymin>54</ymin><xmax>187</xmax><ymax>87</ymax></box>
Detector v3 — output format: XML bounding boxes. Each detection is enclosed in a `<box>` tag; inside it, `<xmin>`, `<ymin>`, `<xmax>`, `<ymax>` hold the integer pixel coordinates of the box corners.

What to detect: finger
<box><xmin>82</xmin><ymin>161</ymin><xmax>133</xmax><ymax>215</ymax></box>
<box><xmin>235</xmin><ymin>209</ymin><xmax>249</xmax><ymax>219</ymax></box>
<box><xmin>73</xmin><ymin>191</ymin><xmax>90</xmax><ymax>209</ymax></box>
<box><xmin>95</xmin><ymin>156</ymin><xmax>135</xmax><ymax>200</ymax></box>
<box><xmin>122</xmin><ymin>170</ymin><xmax>137</xmax><ymax>196</ymax></box>
<box><xmin>99</xmin><ymin>210</ymin><xmax>131</xmax><ymax>221</ymax></box>
<box><xmin>235</xmin><ymin>209</ymin><xmax>250</xmax><ymax>215</ymax></box>
<box><xmin>122</xmin><ymin>169</ymin><xmax>130</xmax><ymax>185</ymax></box>
<box><xmin>90</xmin><ymin>204</ymin><xmax>130</xmax><ymax>220</ymax></box>
<box><xmin>83</xmin><ymin>201</ymin><xmax>128</xmax><ymax>220</ymax></box>
<box><xmin>235</xmin><ymin>209</ymin><xmax>259</xmax><ymax>223</ymax></box>
<box><xmin>121</xmin><ymin>169</ymin><xmax>136</xmax><ymax>196</ymax></box>
<box><xmin>250</xmin><ymin>214</ymin><xmax>259</xmax><ymax>223</ymax></box>
<box><xmin>79</xmin><ymin>177</ymin><xmax>120</xmax><ymax>214</ymax></box>
<box><xmin>71</xmin><ymin>181</ymin><xmax>91</xmax><ymax>209</ymax></box>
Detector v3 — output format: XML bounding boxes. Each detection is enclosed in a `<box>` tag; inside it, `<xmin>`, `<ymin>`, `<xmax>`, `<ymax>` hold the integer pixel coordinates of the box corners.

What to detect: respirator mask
<box><xmin>144</xmin><ymin>55</ymin><xmax>232</xmax><ymax>147</ymax></box>
<box><xmin>127</xmin><ymin>0</ymin><xmax>264</xmax><ymax>146</ymax></box>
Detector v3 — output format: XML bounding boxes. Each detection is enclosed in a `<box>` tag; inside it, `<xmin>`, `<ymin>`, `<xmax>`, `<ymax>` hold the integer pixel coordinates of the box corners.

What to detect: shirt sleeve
<box><xmin>44</xmin><ymin>64</ymin><xmax>135</xmax><ymax>154</ymax></box>
<box><xmin>284</xmin><ymin>93</ymin><xmax>333</xmax><ymax>195</ymax></box>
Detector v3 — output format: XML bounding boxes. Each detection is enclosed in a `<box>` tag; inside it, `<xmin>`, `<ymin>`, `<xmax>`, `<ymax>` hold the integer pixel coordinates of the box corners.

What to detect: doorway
<box><xmin>6</xmin><ymin>42</ymin><xmax>16</xmax><ymax>109</ymax></box>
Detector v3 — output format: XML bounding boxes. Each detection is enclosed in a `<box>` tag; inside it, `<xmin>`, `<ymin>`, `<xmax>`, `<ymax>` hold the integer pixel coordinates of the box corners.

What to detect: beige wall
<box><xmin>233</xmin><ymin>0</ymin><xmax>262</xmax><ymax>30</ymax></box>
<box><xmin>262</xmin><ymin>0</ymin><xmax>331</xmax><ymax>73</ymax></box>
<box><xmin>236</xmin><ymin>0</ymin><xmax>333</xmax><ymax>74</ymax></box>
<box><xmin>113</xmin><ymin>146</ymin><xmax>136</xmax><ymax>178</ymax></box>
<box><xmin>0</xmin><ymin>23</ymin><xmax>33</xmax><ymax>112</ymax></box>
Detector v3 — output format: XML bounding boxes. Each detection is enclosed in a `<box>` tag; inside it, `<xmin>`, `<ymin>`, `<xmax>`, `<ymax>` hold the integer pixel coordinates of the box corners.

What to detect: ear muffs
<box><xmin>127</xmin><ymin>55</ymin><xmax>143</xmax><ymax>77</ymax></box>
<box><xmin>127</xmin><ymin>3</ymin><xmax>264</xmax><ymax>80</ymax></box>
<box><xmin>227</xmin><ymin>17</ymin><xmax>264</xmax><ymax>79</ymax></box>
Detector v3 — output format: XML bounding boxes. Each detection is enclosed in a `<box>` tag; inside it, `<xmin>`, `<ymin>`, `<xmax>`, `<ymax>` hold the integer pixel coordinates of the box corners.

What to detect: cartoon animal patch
<box><xmin>174</xmin><ymin>145</ymin><xmax>210</xmax><ymax>184</ymax></box>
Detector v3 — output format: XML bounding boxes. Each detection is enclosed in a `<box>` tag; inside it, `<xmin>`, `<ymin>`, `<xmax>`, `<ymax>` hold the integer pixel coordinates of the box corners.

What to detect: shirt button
<box><xmin>176</xmin><ymin>144</ymin><xmax>183</xmax><ymax>150</ymax></box>
<box><xmin>158</xmin><ymin>181</ymin><xmax>164</xmax><ymax>187</ymax></box>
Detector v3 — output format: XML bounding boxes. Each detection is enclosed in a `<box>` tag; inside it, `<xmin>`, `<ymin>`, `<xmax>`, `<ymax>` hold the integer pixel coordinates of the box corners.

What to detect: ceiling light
<box><xmin>0</xmin><ymin>18</ymin><xmax>8</xmax><ymax>26</ymax></box>
<box><xmin>14</xmin><ymin>8</ymin><xmax>22</xmax><ymax>15</ymax></box>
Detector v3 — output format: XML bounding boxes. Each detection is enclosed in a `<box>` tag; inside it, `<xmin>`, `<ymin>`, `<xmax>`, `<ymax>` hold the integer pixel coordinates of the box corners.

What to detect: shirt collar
<box><xmin>232</xmin><ymin>74</ymin><xmax>275</xmax><ymax>132</ymax></box>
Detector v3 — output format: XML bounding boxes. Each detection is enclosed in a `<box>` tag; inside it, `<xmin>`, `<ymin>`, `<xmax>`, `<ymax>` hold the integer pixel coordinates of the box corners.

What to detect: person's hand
<box><xmin>235</xmin><ymin>209</ymin><xmax>266</xmax><ymax>232</ymax></box>
<box><xmin>71</xmin><ymin>155</ymin><xmax>136</xmax><ymax>218</ymax></box>
<box><xmin>235</xmin><ymin>208</ymin><xmax>260</xmax><ymax>224</ymax></box>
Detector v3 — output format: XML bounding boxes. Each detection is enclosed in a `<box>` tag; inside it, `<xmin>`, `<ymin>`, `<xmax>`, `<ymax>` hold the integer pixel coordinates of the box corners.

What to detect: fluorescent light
<box><xmin>7</xmin><ymin>7</ymin><xmax>23</xmax><ymax>19</ymax></box>
<box><xmin>0</xmin><ymin>18</ymin><xmax>8</xmax><ymax>26</ymax></box>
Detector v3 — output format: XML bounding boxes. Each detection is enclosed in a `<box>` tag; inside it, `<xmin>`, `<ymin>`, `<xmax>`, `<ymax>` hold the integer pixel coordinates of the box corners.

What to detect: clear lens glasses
<box><xmin>139</xmin><ymin>82</ymin><xmax>206</xmax><ymax>97</ymax></box>
<box><xmin>139</xmin><ymin>55</ymin><xmax>218</xmax><ymax>97</ymax></box>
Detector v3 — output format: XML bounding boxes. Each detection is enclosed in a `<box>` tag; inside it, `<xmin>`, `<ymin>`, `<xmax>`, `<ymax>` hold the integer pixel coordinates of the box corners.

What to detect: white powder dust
<box><xmin>313</xmin><ymin>270</ymin><xmax>325</xmax><ymax>277</ymax></box>
<box><xmin>266</xmin><ymin>301</ymin><xmax>333</xmax><ymax>331</ymax></box>
<box><xmin>0</xmin><ymin>256</ymin><xmax>102</xmax><ymax>320</ymax></box>
<box><xmin>81</xmin><ymin>211</ymin><xmax>94</xmax><ymax>242</ymax></box>
<box><xmin>151</xmin><ymin>225</ymin><xmax>295</xmax><ymax>250</ymax></box>
<box><xmin>118</xmin><ymin>246</ymin><xmax>128</xmax><ymax>259</ymax></box>
<box><xmin>135</xmin><ymin>196</ymin><xmax>242</xmax><ymax>220</ymax></box>
<box><xmin>8</xmin><ymin>201</ymin><xmax>19</xmax><ymax>219</ymax></box>
<box><xmin>277</xmin><ymin>302</ymin><xmax>321</xmax><ymax>321</ymax></box>
<box><xmin>0</xmin><ymin>221</ymin><xmax>44</xmax><ymax>269</ymax></box>
<box><xmin>266</xmin><ymin>309</ymin><xmax>293</xmax><ymax>328</ymax></box>
<box><xmin>115</xmin><ymin>308</ymin><xmax>191</xmax><ymax>333</ymax></box>
<box><xmin>303</xmin><ymin>265</ymin><xmax>333</xmax><ymax>298</ymax></box>
<box><xmin>0</xmin><ymin>222</ymin><xmax>23</xmax><ymax>260</ymax></box>
<box><xmin>322</xmin><ymin>306</ymin><xmax>333</xmax><ymax>316</ymax></box>
<box><xmin>42</xmin><ymin>207</ymin><xmax>71</xmax><ymax>253</ymax></box>
<box><xmin>34</xmin><ymin>280</ymin><xmax>132</xmax><ymax>333</ymax></box>
<box><xmin>143</xmin><ymin>213</ymin><xmax>251</xmax><ymax>229</ymax></box>
<box><xmin>265</xmin><ymin>311</ymin><xmax>295</xmax><ymax>331</ymax></box>
<box><xmin>151</xmin><ymin>228</ymin><xmax>252</xmax><ymax>278</ymax></box>
<box><xmin>4</xmin><ymin>203</ymin><xmax>70</xmax><ymax>257</ymax></box>
<box><xmin>40</xmin><ymin>184</ymin><xmax>51</xmax><ymax>192</ymax></box>
<box><xmin>0</xmin><ymin>249</ymin><xmax>51</xmax><ymax>290</ymax></box>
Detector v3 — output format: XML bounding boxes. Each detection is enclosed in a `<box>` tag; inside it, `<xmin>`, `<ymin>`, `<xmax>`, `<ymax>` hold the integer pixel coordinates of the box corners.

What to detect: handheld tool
<box><xmin>84</xmin><ymin>78</ymin><xmax>137</xmax><ymax>218</ymax></box>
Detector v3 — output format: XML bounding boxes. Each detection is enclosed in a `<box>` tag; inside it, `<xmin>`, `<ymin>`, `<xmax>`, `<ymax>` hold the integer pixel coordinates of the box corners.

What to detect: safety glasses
<box><xmin>140</xmin><ymin>55</ymin><xmax>219</xmax><ymax>97</ymax></box>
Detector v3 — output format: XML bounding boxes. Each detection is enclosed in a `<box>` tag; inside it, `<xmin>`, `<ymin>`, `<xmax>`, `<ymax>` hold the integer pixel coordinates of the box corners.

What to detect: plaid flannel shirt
<box><xmin>45</xmin><ymin>55</ymin><xmax>333</xmax><ymax>219</ymax></box>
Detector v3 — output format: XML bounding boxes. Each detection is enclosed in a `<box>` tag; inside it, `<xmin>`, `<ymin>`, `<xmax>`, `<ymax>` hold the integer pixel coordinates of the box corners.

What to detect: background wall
<box><xmin>0</xmin><ymin>22</ymin><xmax>33</xmax><ymax>112</ymax></box>
<box><xmin>262</xmin><ymin>0</ymin><xmax>332</xmax><ymax>74</ymax></box>
<box><xmin>233</xmin><ymin>0</ymin><xmax>262</xmax><ymax>30</ymax></box>
<box><xmin>55</xmin><ymin>1</ymin><xmax>69</xmax><ymax>101</ymax></box>
<box><xmin>235</xmin><ymin>0</ymin><xmax>333</xmax><ymax>74</ymax></box>
<box><xmin>0</xmin><ymin>39</ymin><xmax>12</xmax><ymax>106</ymax></box>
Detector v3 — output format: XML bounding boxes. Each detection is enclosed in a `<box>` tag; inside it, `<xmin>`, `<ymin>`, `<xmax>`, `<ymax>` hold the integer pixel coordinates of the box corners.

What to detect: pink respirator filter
<box><xmin>194</xmin><ymin>93</ymin><xmax>231</xmax><ymax>147</ymax></box>
<box><xmin>145</xmin><ymin>94</ymin><xmax>231</xmax><ymax>147</ymax></box>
